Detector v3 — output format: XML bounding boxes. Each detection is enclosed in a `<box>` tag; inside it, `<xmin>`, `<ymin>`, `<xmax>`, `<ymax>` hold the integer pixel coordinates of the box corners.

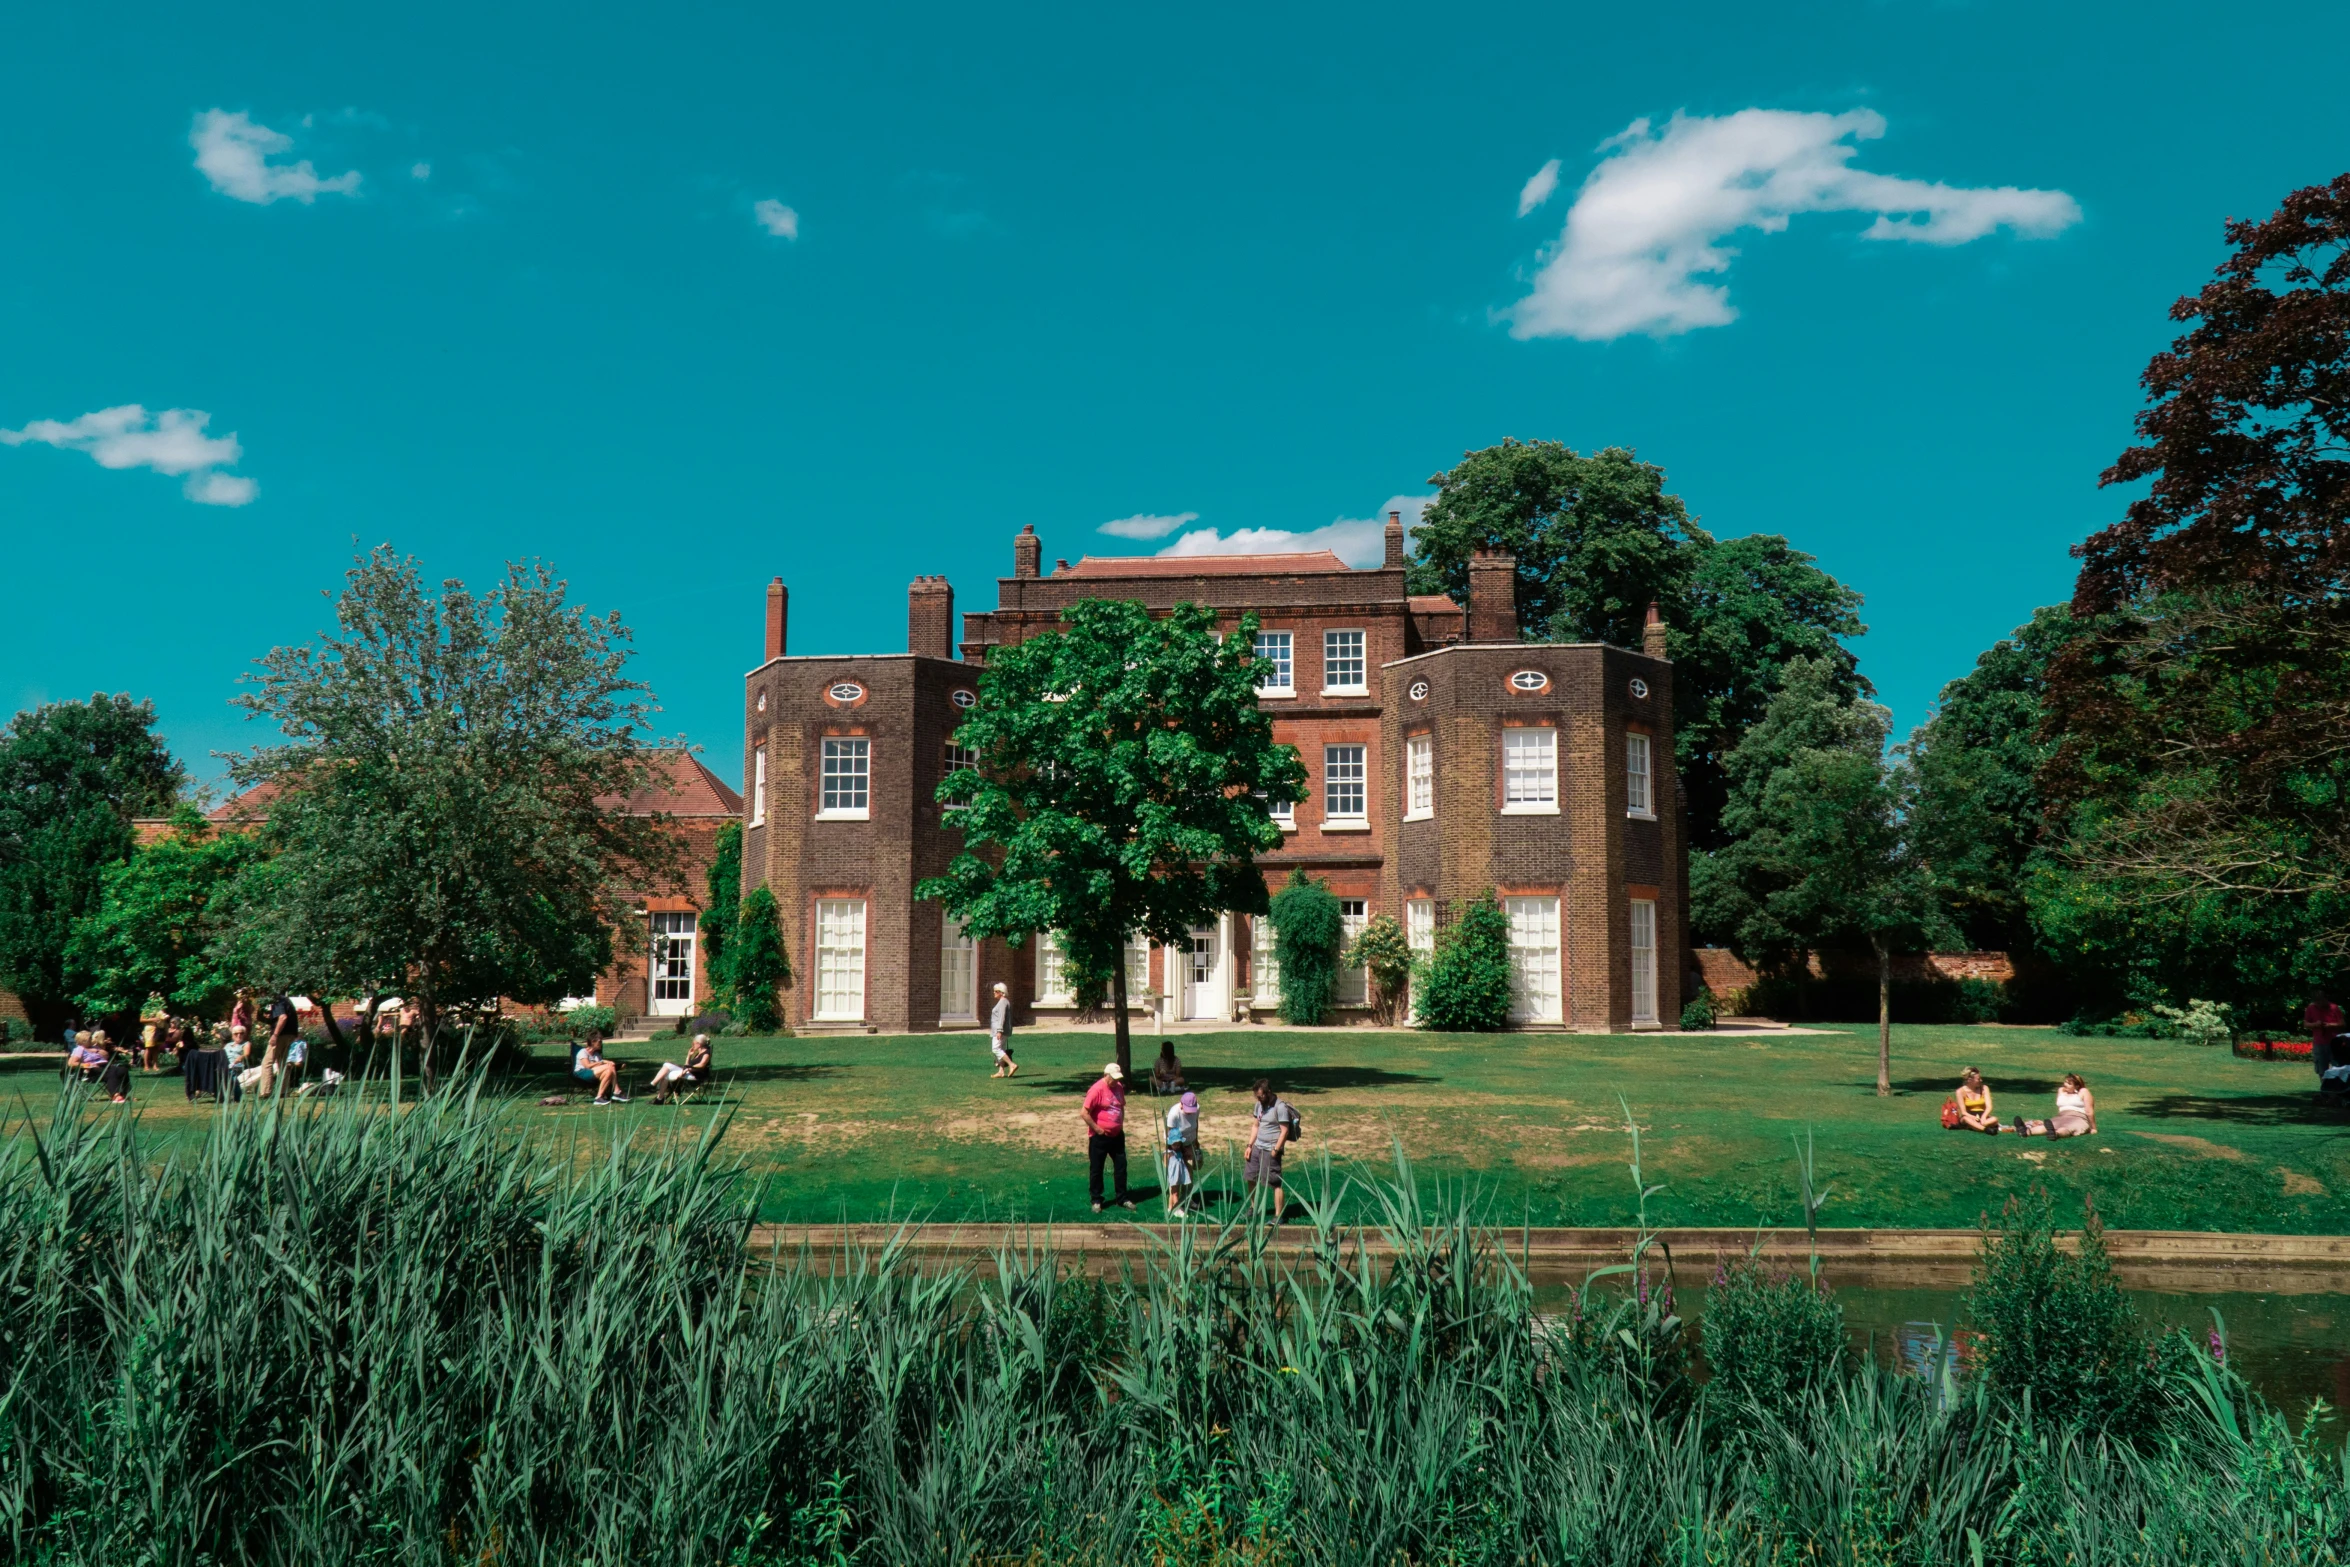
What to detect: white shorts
<box><xmin>990</xmin><ymin>1037</ymin><xmax>1012</xmax><ymax>1059</ymax></box>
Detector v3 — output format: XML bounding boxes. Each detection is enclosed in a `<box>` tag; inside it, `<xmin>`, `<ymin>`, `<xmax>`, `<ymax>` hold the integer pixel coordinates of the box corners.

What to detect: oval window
<box><xmin>827</xmin><ymin>682</ymin><xmax>864</xmax><ymax>703</ymax></box>
<box><xmin>755</xmin><ymin>690</ymin><xmax>767</xmax><ymax>712</ymax></box>
<box><xmin>950</xmin><ymin>689</ymin><xmax>976</xmax><ymax>709</ymax></box>
<box><xmin>1408</xmin><ymin>680</ymin><xmax>1430</xmax><ymax>702</ymax></box>
<box><xmin>1629</xmin><ymin>678</ymin><xmax>1650</xmax><ymax>699</ymax></box>
<box><xmin>1509</xmin><ymin>670</ymin><xmax>1548</xmax><ymax>692</ymax></box>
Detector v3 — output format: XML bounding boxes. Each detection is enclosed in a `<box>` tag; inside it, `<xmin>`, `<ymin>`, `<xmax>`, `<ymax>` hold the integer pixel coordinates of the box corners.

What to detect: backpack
<box><xmin>1939</xmin><ymin>1097</ymin><xmax>1962</xmax><ymax>1130</ymax></box>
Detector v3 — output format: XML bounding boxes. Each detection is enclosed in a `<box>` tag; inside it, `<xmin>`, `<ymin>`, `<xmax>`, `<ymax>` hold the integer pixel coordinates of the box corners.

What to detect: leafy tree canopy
<box><xmin>226</xmin><ymin>546</ymin><xmax>676</xmax><ymax>1079</ymax></box>
<box><xmin>919</xmin><ymin>599</ymin><xmax>1306</xmax><ymax>1070</ymax></box>
<box><xmin>0</xmin><ymin>694</ymin><xmax>184</xmax><ymax>1038</ymax></box>
<box><xmin>1904</xmin><ymin>606</ymin><xmax>2076</xmax><ymax>952</ymax></box>
<box><xmin>2037</xmin><ymin>175</ymin><xmax>2350</xmax><ymax>1008</ymax></box>
<box><xmin>1409</xmin><ymin>438</ymin><xmax>1705</xmax><ymax>649</ymax></box>
<box><xmin>68</xmin><ymin>808</ymin><xmax>266</xmax><ymax>1020</ymax></box>
<box><xmin>1693</xmin><ymin>658</ymin><xmax>1955</xmax><ymax>1092</ymax></box>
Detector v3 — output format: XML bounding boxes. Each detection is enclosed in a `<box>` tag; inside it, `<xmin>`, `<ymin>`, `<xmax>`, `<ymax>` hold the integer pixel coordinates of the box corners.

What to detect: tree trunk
<box><xmin>1875</xmin><ymin>936</ymin><xmax>1893</xmax><ymax>1098</ymax></box>
<box><xmin>317</xmin><ymin>1001</ymin><xmax>348</xmax><ymax>1053</ymax></box>
<box><xmin>1111</xmin><ymin>949</ymin><xmax>1132</xmax><ymax>1078</ymax></box>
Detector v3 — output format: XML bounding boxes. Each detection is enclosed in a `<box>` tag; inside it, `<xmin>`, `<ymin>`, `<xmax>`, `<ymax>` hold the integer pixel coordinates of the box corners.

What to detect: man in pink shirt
<box><xmin>1081</xmin><ymin>1061</ymin><xmax>1135</xmax><ymax>1212</ymax></box>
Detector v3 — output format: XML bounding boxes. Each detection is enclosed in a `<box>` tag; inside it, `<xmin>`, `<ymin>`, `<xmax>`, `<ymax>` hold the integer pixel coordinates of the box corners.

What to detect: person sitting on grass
<box><xmin>1952</xmin><ymin>1067</ymin><xmax>1999</xmax><ymax>1134</ymax></box>
<box><xmin>2049</xmin><ymin>1073</ymin><xmax>2097</xmax><ymax>1137</ymax></box>
<box><xmin>646</xmin><ymin>1033</ymin><xmax>713</xmax><ymax>1104</ymax></box>
<box><xmin>1150</xmin><ymin>1040</ymin><xmax>1184</xmax><ymax>1096</ymax></box>
<box><xmin>573</xmin><ymin>1031</ymin><xmax>627</xmax><ymax>1105</ymax></box>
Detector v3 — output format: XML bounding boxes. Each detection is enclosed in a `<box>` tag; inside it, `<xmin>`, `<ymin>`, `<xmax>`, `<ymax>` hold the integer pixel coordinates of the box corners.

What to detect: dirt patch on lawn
<box><xmin>2280</xmin><ymin>1169</ymin><xmax>2327</xmax><ymax>1197</ymax></box>
<box><xmin>2131</xmin><ymin>1132</ymin><xmax>2252</xmax><ymax>1163</ymax></box>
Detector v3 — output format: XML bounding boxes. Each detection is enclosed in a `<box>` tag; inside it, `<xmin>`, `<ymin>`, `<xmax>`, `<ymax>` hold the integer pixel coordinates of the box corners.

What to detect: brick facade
<box><xmin>593</xmin><ymin>752</ymin><xmax>745</xmax><ymax>1022</ymax></box>
<box><xmin>742</xmin><ymin>528</ymin><xmax>1690</xmax><ymax>1033</ymax></box>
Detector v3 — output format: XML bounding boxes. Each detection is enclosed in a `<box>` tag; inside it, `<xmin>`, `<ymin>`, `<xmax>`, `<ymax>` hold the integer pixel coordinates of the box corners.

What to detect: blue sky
<box><xmin>4</xmin><ymin>0</ymin><xmax>2345</xmax><ymax>788</ymax></box>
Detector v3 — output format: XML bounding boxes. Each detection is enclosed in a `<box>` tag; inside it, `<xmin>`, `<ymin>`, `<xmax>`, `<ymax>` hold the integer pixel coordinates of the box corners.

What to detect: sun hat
<box><xmin>1104</xmin><ymin>1062</ymin><xmax>1125</xmax><ymax>1080</ymax></box>
<box><xmin>1179</xmin><ymin>1091</ymin><xmax>1198</xmax><ymax>1111</ymax></box>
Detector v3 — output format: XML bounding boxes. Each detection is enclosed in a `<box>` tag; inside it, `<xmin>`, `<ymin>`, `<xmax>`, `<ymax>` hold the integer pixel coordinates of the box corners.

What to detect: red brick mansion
<box><xmin>735</xmin><ymin>516</ymin><xmax>1688</xmax><ymax>1034</ymax></box>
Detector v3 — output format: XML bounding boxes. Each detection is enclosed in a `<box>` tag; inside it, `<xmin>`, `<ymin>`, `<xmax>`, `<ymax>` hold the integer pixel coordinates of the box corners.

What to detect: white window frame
<box><xmin>1406</xmin><ymin>899</ymin><xmax>1435</xmax><ymax>955</ymax></box>
<box><xmin>650</xmin><ymin>911</ymin><xmax>697</xmax><ymax>1011</ymax></box>
<box><xmin>1405</xmin><ymin>733</ymin><xmax>1433</xmax><ymax>821</ymax></box>
<box><xmin>1503</xmin><ymin>727</ymin><xmax>1559</xmax><ymax>815</ymax></box>
<box><xmin>1627</xmin><ymin>731</ymin><xmax>1655</xmax><ymax>819</ymax></box>
<box><xmin>1261</xmin><ymin>791</ymin><xmax>1296</xmax><ymax>832</ymax></box>
<box><xmin>1322</xmin><ymin>744</ymin><xmax>1368</xmax><ymax>829</ymax></box>
<box><xmin>814</xmin><ymin>898</ymin><xmax>867</xmax><ymax>1021</ymax></box>
<box><xmin>1630</xmin><ymin>899</ymin><xmax>1659</xmax><ymax>1024</ymax></box>
<box><xmin>818</xmin><ymin>737</ymin><xmax>870</xmax><ymax>820</ymax></box>
<box><xmin>943</xmin><ymin>740</ymin><xmax>978</xmax><ymax>815</ymax></box>
<box><xmin>1253</xmin><ymin>630</ymin><xmax>1294</xmax><ymax>697</ymax></box>
<box><xmin>1251</xmin><ymin>914</ymin><xmax>1281</xmax><ymax>1007</ymax></box>
<box><xmin>1505</xmin><ymin>895</ymin><xmax>1563</xmax><ymax>1024</ymax></box>
<box><xmin>1335</xmin><ymin>898</ymin><xmax>1369</xmax><ymax>1006</ymax></box>
<box><xmin>750</xmin><ymin>743</ymin><xmax>767</xmax><ymax>827</ymax></box>
<box><xmin>940</xmin><ymin>915</ymin><xmax>977</xmax><ymax>1022</ymax></box>
<box><xmin>1322</xmin><ymin>629</ymin><xmax>1367</xmax><ymax>695</ymax></box>
<box><xmin>1034</xmin><ymin>930</ymin><xmax>1072</xmax><ymax>1007</ymax></box>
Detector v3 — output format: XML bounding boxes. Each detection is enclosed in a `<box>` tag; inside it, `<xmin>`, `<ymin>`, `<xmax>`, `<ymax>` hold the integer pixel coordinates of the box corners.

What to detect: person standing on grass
<box><xmin>989</xmin><ymin>981</ymin><xmax>1018</xmax><ymax>1077</ymax></box>
<box><xmin>258</xmin><ymin>993</ymin><xmax>300</xmax><ymax>1099</ymax></box>
<box><xmin>2307</xmin><ymin>989</ymin><xmax>2345</xmax><ymax>1078</ymax></box>
<box><xmin>1164</xmin><ymin>1090</ymin><xmax>1201</xmax><ymax>1217</ymax></box>
<box><xmin>1082</xmin><ymin>1061</ymin><xmax>1134</xmax><ymax>1212</ymax></box>
<box><xmin>1245</xmin><ymin>1078</ymin><xmax>1301</xmax><ymax>1222</ymax></box>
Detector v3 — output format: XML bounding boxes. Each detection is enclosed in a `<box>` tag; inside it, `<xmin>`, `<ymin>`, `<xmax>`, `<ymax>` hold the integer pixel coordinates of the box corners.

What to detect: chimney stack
<box><xmin>1467</xmin><ymin>551</ymin><xmax>1518</xmax><ymax>643</ymax></box>
<box><xmin>908</xmin><ymin>575</ymin><xmax>956</xmax><ymax>660</ymax></box>
<box><xmin>1643</xmin><ymin>601</ymin><xmax>1669</xmax><ymax>662</ymax></box>
<box><xmin>1014</xmin><ymin>525</ymin><xmax>1042</xmax><ymax>579</ymax></box>
<box><xmin>764</xmin><ymin>577</ymin><xmax>788</xmax><ymax>662</ymax></box>
<box><xmin>1384</xmin><ymin>509</ymin><xmax>1406</xmax><ymax>569</ymax></box>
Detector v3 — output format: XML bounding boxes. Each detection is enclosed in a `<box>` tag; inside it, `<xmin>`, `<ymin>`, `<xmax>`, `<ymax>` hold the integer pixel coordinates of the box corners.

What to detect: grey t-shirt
<box><xmin>1251</xmin><ymin>1099</ymin><xmax>1299</xmax><ymax>1154</ymax></box>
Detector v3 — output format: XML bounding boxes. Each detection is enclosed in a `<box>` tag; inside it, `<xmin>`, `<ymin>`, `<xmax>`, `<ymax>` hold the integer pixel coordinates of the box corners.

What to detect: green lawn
<box><xmin>13</xmin><ymin>1021</ymin><xmax>2349</xmax><ymax>1231</ymax></box>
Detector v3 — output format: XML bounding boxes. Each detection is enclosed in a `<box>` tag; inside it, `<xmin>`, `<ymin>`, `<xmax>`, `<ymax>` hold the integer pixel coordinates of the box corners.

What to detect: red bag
<box><xmin>1940</xmin><ymin>1097</ymin><xmax>1963</xmax><ymax>1130</ymax></box>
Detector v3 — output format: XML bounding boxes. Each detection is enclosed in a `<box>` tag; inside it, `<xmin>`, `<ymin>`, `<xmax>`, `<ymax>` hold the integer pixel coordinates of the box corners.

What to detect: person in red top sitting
<box><xmin>2307</xmin><ymin>990</ymin><xmax>2345</xmax><ymax>1083</ymax></box>
<box><xmin>1081</xmin><ymin>1062</ymin><xmax>1135</xmax><ymax>1213</ymax></box>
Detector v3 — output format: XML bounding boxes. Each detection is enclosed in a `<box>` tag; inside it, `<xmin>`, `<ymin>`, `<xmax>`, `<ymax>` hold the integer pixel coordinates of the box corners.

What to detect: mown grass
<box><xmin>10</xmin><ymin>1017</ymin><xmax>2345</xmax><ymax>1230</ymax></box>
<box><xmin>5</xmin><ymin>1079</ymin><xmax>2348</xmax><ymax>1566</ymax></box>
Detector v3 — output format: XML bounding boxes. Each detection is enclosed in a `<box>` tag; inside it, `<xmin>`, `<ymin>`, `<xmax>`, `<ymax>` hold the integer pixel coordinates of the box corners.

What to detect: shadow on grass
<box><xmin>1024</xmin><ymin>1065</ymin><xmax>1443</xmax><ymax>1096</ymax></box>
<box><xmin>2129</xmin><ymin>1092</ymin><xmax>2350</xmax><ymax>1128</ymax></box>
<box><xmin>1890</xmin><ymin>1075</ymin><xmax>2066</xmax><ymax>1097</ymax></box>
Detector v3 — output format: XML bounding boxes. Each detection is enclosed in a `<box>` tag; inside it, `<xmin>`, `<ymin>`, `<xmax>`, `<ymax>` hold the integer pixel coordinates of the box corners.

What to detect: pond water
<box><xmin>1533</xmin><ymin>1274</ymin><xmax>2350</xmax><ymax>1416</ymax></box>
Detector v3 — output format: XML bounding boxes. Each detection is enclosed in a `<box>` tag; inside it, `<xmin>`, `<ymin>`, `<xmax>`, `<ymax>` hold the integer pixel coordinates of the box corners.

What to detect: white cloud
<box><xmin>191</xmin><ymin>110</ymin><xmax>362</xmax><ymax>205</ymax></box>
<box><xmin>1098</xmin><ymin>511</ymin><xmax>1198</xmax><ymax>540</ymax></box>
<box><xmin>410</xmin><ymin>161</ymin><xmax>431</xmax><ymax>181</ymax></box>
<box><xmin>753</xmin><ymin>198</ymin><xmax>800</xmax><ymax>239</ymax></box>
<box><xmin>1</xmin><ymin>405</ymin><xmax>257</xmax><ymax>506</ymax></box>
<box><xmin>1517</xmin><ymin>158</ymin><xmax>1562</xmax><ymax>216</ymax></box>
<box><xmin>1153</xmin><ymin>496</ymin><xmax>1431</xmax><ymax>569</ymax></box>
<box><xmin>1507</xmin><ymin>108</ymin><xmax>2081</xmax><ymax>341</ymax></box>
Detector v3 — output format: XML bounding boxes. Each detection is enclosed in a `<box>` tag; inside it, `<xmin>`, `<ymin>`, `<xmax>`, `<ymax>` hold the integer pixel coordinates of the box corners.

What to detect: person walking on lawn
<box><xmin>1246</xmin><ymin>1078</ymin><xmax>1302</xmax><ymax>1222</ymax></box>
<box><xmin>989</xmin><ymin>981</ymin><xmax>1018</xmax><ymax>1077</ymax></box>
<box><xmin>2308</xmin><ymin>989</ymin><xmax>2345</xmax><ymax>1080</ymax></box>
<box><xmin>1083</xmin><ymin>1061</ymin><xmax>1134</xmax><ymax>1212</ymax></box>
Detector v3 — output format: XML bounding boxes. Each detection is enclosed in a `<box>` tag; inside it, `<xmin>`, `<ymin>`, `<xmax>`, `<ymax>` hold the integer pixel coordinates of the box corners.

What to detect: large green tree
<box><xmin>1904</xmin><ymin>606</ymin><xmax>2076</xmax><ymax>953</ymax></box>
<box><xmin>0</xmin><ymin>694</ymin><xmax>184</xmax><ymax>1039</ymax></box>
<box><xmin>2037</xmin><ymin>174</ymin><xmax>2350</xmax><ymax>1013</ymax></box>
<box><xmin>67</xmin><ymin>807</ymin><xmax>265</xmax><ymax>1020</ymax></box>
<box><xmin>919</xmin><ymin>599</ymin><xmax>1306</xmax><ymax>1073</ymax></box>
<box><xmin>1410</xmin><ymin>439</ymin><xmax>1704</xmax><ymax>650</ymax></box>
<box><xmin>1410</xmin><ymin>440</ymin><xmax>1867</xmax><ymax>847</ymax></box>
<box><xmin>1694</xmin><ymin>659</ymin><xmax>1956</xmax><ymax>1094</ymax></box>
<box><xmin>227</xmin><ymin>546</ymin><xmax>675</xmax><ymax>1087</ymax></box>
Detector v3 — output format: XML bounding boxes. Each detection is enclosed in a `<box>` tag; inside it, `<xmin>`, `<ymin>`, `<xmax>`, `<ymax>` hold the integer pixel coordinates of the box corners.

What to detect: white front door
<box><xmin>940</xmin><ymin>917</ymin><xmax>977</xmax><ymax>1022</ymax></box>
<box><xmin>649</xmin><ymin>912</ymin><xmax>696</xmax><ymax>1017</ymax></box>
<box><xmin>1181</xmin><ymin>919</ymin><xmax>1228</xmax><ymax>1021</ymax></box>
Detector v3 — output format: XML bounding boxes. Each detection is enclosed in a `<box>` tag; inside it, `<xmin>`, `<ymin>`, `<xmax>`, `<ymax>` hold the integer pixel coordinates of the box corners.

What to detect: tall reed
<box><xmin>1</xmin><ymin>1082</ymin><xmax>2342</xmax><ymax>1565</ymax></box>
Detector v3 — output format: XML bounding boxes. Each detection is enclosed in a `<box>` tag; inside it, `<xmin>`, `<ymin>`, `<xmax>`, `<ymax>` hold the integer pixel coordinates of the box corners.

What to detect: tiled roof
<box><xmin>615</xmin><ymin>750</ymin><xmax>744</xmax><ymax>817</ymax></box>
<box><xmin>1409</xmin><ymin>595</ymin><xmax>1462</xmax><ymax>615</ymax></box>
<box><xmin>211</xmin><ymin>751</ymin><xmax>743</xmax><ymax>821</ymax></box>
<box><xmin>1056</xmin><ymin>551</ymin><xmax>1356</xmax><ymax>578</ymax></box>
